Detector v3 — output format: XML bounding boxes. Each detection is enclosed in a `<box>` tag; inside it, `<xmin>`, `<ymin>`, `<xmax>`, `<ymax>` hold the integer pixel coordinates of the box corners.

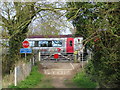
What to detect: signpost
<box><xmin>22</xmin><ymin>41</ymin><xmax>29</xmax><ymax>48</ymax></box>
<box><xmin>20</xmin><ymin>48</ymin><xmax>32</xmax><ymax>60</ymax></box>
<box><xmin>20</xmin><ymin>48</ymin><xmax>32</xmax><ymax>53</ymax></box>
<box><xmin>20</xmin><ymin>41</ymin><xmax>32</xmax><ymax>60</ymax></box>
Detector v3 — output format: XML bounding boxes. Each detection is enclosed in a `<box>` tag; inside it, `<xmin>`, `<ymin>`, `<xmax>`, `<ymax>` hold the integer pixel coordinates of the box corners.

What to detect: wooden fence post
<box><xmin>14</xmin><ymin>67</ymin><xmax>17</xmax><ymax>86</ymax></box>
<box><xmin>39</xmin><ymin>51</ymin><xmax>41</xmax><ymax>61</ymax></box>
<box><xmin>33</xmin><ymin>56</ymin><xmax>34</xmax><ymax>65</ymax></box>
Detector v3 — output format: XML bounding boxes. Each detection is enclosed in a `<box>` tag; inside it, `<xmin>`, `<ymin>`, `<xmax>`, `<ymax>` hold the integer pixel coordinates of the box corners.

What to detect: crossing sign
<box><xmin>20</xmin><ymin>48</ymin><xmax>32</xmax><ymax>53</ymax></box>
<box><xmin>54</xmin><ymin>54</ymin><xmax>59</xmax><ymax>59</ymax></box>
<box><xmin>22</xmin><ymin>41</ymin><xmax>29</xmax><ymax>48</ymax></box>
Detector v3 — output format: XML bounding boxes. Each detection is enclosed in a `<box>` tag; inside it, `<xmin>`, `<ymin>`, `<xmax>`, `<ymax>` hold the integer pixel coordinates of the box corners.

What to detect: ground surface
<box><xmin>36</xmin><ymin>61</ymin><xmax>87</xmax><ymax>88</ymax></box>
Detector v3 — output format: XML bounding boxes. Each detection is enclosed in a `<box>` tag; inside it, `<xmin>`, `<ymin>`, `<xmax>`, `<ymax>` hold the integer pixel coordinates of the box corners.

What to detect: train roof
<box><xmin>27</xmin><ymin>34</ymin><xmax>82</xmax><ymax>38</ymax></box>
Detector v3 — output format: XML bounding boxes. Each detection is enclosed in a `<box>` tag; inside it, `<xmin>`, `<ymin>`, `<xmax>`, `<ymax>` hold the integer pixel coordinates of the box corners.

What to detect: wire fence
<box><xmin>0</xmin><ymin>44</ymin><xmax>2</xmax><ymax>89</ymax></box>
<box><xmin>2</xmin><ymin>58</ymin><xmax>35</xmax><ymax>88</ymax></box>
<box><xmin>0</xmin><ymin>56</ymin><xmax>2</xmax><ymax>90</ymax></box>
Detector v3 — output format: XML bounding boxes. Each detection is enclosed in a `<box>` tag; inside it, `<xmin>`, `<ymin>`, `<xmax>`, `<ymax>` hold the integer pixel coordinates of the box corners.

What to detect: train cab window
<box><xmin>34</xmin><ymin>41</ymin><xmax>39</xmax><ymax>47</ymax></box>
<box><xmin>70</xmin><ymin>41</ymin><xmax>72</xmax><ymax>46</ymax></box>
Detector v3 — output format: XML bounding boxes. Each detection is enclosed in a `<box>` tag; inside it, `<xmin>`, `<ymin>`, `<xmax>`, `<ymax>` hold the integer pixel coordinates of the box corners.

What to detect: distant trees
<box><xmin>66</xmin><ymin>2</ymin><xmax>120</xmax><ymax>88</ymax></box>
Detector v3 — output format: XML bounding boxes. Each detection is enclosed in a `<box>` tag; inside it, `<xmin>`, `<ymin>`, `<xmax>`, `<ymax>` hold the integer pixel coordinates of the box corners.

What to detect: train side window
<box><xmin>34</xmin><ymin>41</ymin><xmax>39</xmax><ymax>47</ymax></box>
<box><xmin>70</xmin><ymin>41</ymin><xmax>72</xmax><ymax>46</ymax></box>
<box><xmin>39</xmin><ymin>40</ymin><xmax>48</xmax><ymax>47</ymax></box>
<box><xmin>29</xmin><ymin>41</ymin><xmax>34</xmax><ymax>47</ymax></box>
<box><xmin>48</xmin><ymin>41</ymin><xmax>52</xmax><ymax>47</ymax></box>
<box><xmin>52</xmin><ymin>40</ymin><xmax>62</xmax><ymax>47</ymax></box>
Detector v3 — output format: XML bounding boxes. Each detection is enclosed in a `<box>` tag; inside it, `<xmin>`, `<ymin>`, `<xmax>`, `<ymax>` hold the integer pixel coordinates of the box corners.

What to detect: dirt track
<box><xmin>38</xmin><ymin>61</ymin><xmax>86</xmax><ymax>88</ymax></box>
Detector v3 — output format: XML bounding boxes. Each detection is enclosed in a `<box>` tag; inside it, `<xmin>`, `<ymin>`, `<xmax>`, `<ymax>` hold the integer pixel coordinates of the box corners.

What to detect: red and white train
<box><xmin>25</xmin><ymin>35</ymin><xmax>83</xmax><ymax>53</ymax></box>
<box><xmin>25</xmin><ymin>35</ymin><xmax>84</xmax><ymax>60</ymax></box>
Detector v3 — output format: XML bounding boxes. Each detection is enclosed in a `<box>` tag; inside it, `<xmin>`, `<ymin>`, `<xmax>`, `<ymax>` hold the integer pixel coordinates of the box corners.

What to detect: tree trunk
<box><xmin>8</xmin><ymin>31</ymin><xmax>27</xmax><ymax>71</ymax></box>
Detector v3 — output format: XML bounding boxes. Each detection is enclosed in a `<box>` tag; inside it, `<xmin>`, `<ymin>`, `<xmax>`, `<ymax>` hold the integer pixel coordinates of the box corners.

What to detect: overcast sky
<box><xmin>0</xmin><ymin>2</ymin><xmax>74</xmax><ymax>36</ymax></box>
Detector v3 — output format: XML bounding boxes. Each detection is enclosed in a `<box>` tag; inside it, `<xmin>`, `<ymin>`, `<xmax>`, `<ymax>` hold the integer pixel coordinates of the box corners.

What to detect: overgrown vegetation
<box><xmin>73</xmin><ymin>71</ymin><xmax>97</xmax><ymax>88</ymax></box>
<box><xmin>1</xmin><ymin>2</ymin><xmax>74</xmax><ymax>75</ymax></box>
<box><xmin>2</xmin><ymin>53</ymin><xmax>33</xmax><ymax>76</ymax></box>
<box><xmin>67</xmin><ymin>2</ymin><xmax>120</xmax><ymax>88</ymax></box>
<box><xmin>1</xmin><ymin>2</ymin><xmax>36</xmax><ymax>72</ymax></box>
<box><xmin>8</xmin><ymin>65</ymin><xmax>43</xmax><ymax>88</ymax></box>
<box><xmin>1</xmin><ymin>2</ymin><xmax>120</xmax><ymax>88</ymax></box>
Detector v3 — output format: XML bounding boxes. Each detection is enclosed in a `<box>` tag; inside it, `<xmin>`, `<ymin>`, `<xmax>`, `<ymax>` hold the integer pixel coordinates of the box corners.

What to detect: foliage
<box><xmin>1</xmin><ymin>2</ymin><xmax>36</xmax><ymax>71</ymax></box>
<box><xmin>66</xmin><ymin>2</ymin><xmax>120</xmax><ymax>88</ymax></box>
<box><xmin>8</xmin><ymin>65</ymin><xmax>43</xmax><ymax>88</ymax></box>
<box><xmin>0</xmin><ymin>2</ymin><xmax>75</xmax><ymax>73</ymax></box>
<box><xmin>73</xmin><ymin>71</ymin><xmax>97</xmax><ymax>88</ymax></box>
<box><xmin>2</xmin><ymin>54</ymin><xmax>11</xmax><ymax>76</ymax></box>
<box><xmin>2</xmin><ymin>52</ymin><xmax>33</xmax><ymax>76</ymax></box>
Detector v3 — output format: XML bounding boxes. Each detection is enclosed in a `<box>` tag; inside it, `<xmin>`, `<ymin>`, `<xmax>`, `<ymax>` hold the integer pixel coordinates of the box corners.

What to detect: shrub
<box><xmin>73</xmin><ymin>71</ymin><xmax>97</xmax><ymax>88</ymax></box>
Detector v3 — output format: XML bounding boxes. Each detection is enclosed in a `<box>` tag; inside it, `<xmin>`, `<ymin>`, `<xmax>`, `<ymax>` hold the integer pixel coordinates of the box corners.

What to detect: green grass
<box><xmin>8</xmin><ymin>65</ymin><xmax>43</xmax><ymax>88</ymax></box>
<box><xmin>73</xmin><ymin>71</ymin><xmax>97</xmax><ymax>88</ymax></box>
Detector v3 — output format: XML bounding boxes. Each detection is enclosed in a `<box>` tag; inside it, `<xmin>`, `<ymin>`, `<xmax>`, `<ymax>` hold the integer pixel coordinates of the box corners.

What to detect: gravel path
<box><xmin>38</xmin><ymin>62</ymin><xmax>86</xmax><ymax>88</ymax></box>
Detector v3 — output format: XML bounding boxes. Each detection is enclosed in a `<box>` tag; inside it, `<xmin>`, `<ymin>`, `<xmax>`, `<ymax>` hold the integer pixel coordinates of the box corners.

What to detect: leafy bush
<box><xmin>73</xmin><ymin>71</ymin><xmax>97</xmax><ymax>88</ymax></box>
<box><xmin>67</xmin><ymin>2</ymin><xmax>120</xmax><ymax>88</ymax></box>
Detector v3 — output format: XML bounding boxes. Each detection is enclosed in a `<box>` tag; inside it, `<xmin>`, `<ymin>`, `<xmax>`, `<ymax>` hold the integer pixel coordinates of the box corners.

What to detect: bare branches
<box><xmin>1</xmin><ymin>2</ymin><xmax>78</xmax><ymax>39</ymax></box>
<box><xmin>67</xmin><ymin>8</ymin><xmax>81</xmax><ymax>21</ymax></box>
<box><xmin>0</xmin><ymin>15</ymin><xmax>8</xmax><ymax>24</ymax></box>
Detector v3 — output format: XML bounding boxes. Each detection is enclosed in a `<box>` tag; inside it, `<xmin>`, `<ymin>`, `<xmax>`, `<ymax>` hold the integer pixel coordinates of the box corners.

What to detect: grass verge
<box><xmin>8</xmin><ymin>65</ymin><xmax>43</xmax><ymax>88</ymax></box>
<box><xmin>73</xmin><ymin>71</ymin><xmax>97</xmax><ymax>88</ymax></box>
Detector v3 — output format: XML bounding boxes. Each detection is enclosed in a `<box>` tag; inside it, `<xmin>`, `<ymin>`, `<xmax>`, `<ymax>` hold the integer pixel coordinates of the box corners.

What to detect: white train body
<box><xmin>25</xmin><ymin>35</ymin><xmax>83</xmax><ymax>54</ymax></box>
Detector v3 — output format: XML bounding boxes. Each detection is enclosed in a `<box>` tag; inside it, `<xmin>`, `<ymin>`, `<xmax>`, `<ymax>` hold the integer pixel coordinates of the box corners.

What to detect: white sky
<box><xmin>0</xmin><ymin>2</ymin><xmax>74</xmax><ymax>36</ymax></box>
